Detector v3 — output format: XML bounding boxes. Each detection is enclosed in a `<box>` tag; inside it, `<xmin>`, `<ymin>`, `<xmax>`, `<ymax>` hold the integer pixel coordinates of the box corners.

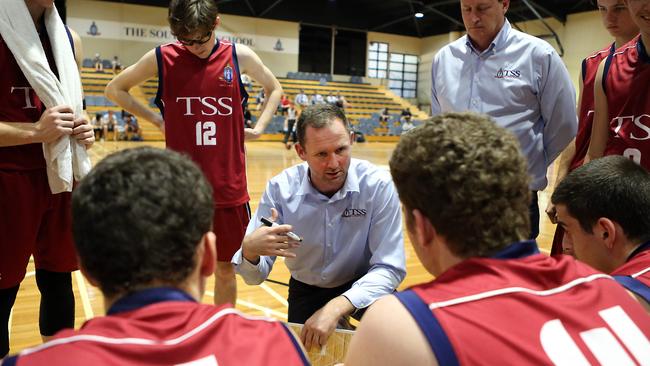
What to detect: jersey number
<box><xmin>623</xmin><ymin>148</ymin><xmax>642</xmax><ymax>165</ymax></box>
<box><xmin>196</xmin><ymin>121</ymin><xmax>217</xmax><ymax>146</ymax></box>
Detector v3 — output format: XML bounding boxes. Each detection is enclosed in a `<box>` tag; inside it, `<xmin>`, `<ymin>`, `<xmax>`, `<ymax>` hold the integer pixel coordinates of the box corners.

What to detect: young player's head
<box><xmin>552</xmin><ymin>155</ymin><xmax>650</xmax><ymax>272</ymax></box>
<box><xmin>597</xmin><ymin>0</ymin><xmax>639</xmax><ymax>44</ymax></box>
<box><xmin>624</xmin><ymin>0</ymin><xmax>650</xmax><ymax>37</ymax></box>
<box><xmin>168</xmin><ymin>0</ymin><xmax>220</xmax><ymax>58</ymax></box>
<box><xmin>390</xmin><ymin>112</ymin><xmax>530</xmax><ymax>275</ymax></box>
<box><xmin>72</xmin><ymin>147</ymin><xmax>215</xmax><ymax>299</ymax></box>
<box><xmin>295</xmin><ymin>104</ymin><xmax>353</xmax><ymax>196</ymax></box>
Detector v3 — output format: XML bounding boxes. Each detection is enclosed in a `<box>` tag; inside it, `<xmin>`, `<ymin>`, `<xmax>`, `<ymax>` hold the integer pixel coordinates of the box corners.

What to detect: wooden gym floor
<box><xmin>7</xmin><ymin>140</ymin><xmax>555</xmax><ymax>355</ymax></box>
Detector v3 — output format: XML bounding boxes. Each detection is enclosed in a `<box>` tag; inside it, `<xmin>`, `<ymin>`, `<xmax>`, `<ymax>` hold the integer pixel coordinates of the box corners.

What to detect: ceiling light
<box><xmin>415</xmin><ymin>12</ymin><xmax>424</xmax><ymax>18</ymax></box>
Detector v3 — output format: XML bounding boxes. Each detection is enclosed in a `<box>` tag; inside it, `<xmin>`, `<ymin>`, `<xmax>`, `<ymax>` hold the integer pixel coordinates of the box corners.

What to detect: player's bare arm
<box><xmin>586</xmin><ymin>58</ymin><xmax>609</xmax><ymax>163</ymax></box>
<box><xmin>344</xmin><ymin>295</ymin><xmax>438</xmax><ymax>366</ymax></box>
<box><xmin>236</xmin><ymin>44</ymin><xmax>282</xmax><ymax>140</ymax></box>
<box><xmin>105</xmin><ymin>49</ymin><xmax>164</xmax><ymax>129</ymax></box>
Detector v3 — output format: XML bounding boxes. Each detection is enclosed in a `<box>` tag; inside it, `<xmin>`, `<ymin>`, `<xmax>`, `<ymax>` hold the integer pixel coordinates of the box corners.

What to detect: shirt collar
<box><xmin>466</xmin><ymin>18</ymin><xmax>511</xmax><ymax>55</ymax></box>
<box><xmin>490</xmin><ymin>240</ymin><xmax>540</xmax><ymax>259</ymax></box>
<box><xmin>627</xmin><ymin>240</ymin><xmax>650</xmax><ymax>263</ymax></box>
<box><xmin>107</xmin><ymin>287</ymin><xmax>196</xmax><ymax>315</ymax></box>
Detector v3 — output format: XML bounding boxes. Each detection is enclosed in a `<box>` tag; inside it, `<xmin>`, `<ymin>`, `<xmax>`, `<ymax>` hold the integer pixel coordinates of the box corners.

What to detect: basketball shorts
<box><xmin>213</xmin><ymin>203</ymin><xmax>251</xmax><ymax>262</ymax></box>
<box><xmin>0</xmin><ymin>169</ymin><xmax>77</xmax><ymax>289</ymax></box>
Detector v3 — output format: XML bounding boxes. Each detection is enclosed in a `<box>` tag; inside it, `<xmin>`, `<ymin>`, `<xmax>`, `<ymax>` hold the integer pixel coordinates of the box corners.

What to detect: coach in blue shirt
<box><xmin>232</xmin><ymin>104</ymin><xmax>406</xmax><ymax>350</ymax></box>
<box><xmin>430</xmin><ymin>0</ymin><xmax>577</xmax><ymax>239</ymax></box>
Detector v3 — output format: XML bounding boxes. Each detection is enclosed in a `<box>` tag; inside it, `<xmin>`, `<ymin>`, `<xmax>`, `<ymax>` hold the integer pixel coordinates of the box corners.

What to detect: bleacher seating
<box><xmin>80</xmin><ymin>66</ymin><xmax>428</xmax><ymax>141</ymax></box>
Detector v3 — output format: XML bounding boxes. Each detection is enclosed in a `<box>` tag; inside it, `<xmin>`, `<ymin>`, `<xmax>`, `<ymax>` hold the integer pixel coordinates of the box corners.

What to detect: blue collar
<box><xmin>490</xmin><ymin>240</ymin><xmax>540</xmax><ymax>259</ymax></box>
<box><xmin>107</xmin><ymin>287</ymin><xmax>196</xmax><ymax>315</ymax></box>
<box><xmin>637</xmin><ymin>36</ymin><xmax>650</xmax><ymax>64</ymax></box>
<box><xmin>627</xmin><ymin>240</ymin><xmax>650</xmax><ymax>263</ymax></box>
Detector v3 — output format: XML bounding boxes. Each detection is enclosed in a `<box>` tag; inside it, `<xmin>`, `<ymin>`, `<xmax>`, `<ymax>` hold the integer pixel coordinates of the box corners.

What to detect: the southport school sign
<box><xmin>67</xmin><ymin>18</ymin><xmax>297</xmax><ymax>54</ymax></box>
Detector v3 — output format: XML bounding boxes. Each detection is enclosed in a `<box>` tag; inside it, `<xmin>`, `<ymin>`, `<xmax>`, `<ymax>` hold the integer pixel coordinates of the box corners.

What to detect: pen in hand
<box><xmin>261</xmin><ymin>217</ymin><xmax>303</xmax><ymax>242</ymax></box>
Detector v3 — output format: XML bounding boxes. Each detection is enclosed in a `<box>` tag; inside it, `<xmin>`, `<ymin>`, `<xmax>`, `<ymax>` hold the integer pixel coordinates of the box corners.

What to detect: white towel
<box><xmin>0</xmin><ymin>0</ymin><xmax>91</xmax><ymax>193</ymax></box>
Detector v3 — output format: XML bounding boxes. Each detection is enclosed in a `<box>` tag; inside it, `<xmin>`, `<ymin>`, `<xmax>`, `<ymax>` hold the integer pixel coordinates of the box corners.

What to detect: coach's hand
<box><xmin>301</xmin><ymin>296</ymin><xmax>355</xmax><ymax>351</ymax></box>
<box><xmin>242</xmin><ymin>208</ymin><xmax>300</xmax><ymax>264</ymax></box>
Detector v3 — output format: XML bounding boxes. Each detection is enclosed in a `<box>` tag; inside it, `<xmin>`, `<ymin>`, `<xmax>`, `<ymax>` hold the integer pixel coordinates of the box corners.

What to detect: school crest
<box><xmin>223</xmin><ymin>65</ymin><xmax>233</xmax><ymax>84</ymax></box>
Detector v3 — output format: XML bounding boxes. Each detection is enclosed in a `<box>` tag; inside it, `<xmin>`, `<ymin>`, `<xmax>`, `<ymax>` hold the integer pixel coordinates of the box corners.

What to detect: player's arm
<box><xmin>586</xmin><ymin>59</ymin><xmax>609</xmax><ymax>163</ymax></box>
<box><xmin>545</xmin><ymin>70</ymin><xmax>585</xmax><ymax>221</ymax></box>
<box><xmin>344</xmin><ymin>295</ymin><xmax>438</xmax><ymax>366</ymax></box>
<box><xmin>236</xmin><ymin>44</ymin><xmax>283</xmax><ymax>140</ymax></box>
<box><xmin>105</xmin><ymin>49</ymin><xmax>164</xmax><ymax>130</ymax></box>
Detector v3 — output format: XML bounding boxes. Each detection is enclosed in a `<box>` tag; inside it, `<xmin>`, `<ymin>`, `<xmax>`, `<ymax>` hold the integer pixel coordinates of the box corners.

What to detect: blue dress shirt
<box><xmin>431</xmin><ymin>20</ymin><xmax>577</xmax><ymax>191</ymax></box>
<box><xmin>232</xmin><ymin>159</ymin><xmax>406</xmax><ymax>309</ymax></box>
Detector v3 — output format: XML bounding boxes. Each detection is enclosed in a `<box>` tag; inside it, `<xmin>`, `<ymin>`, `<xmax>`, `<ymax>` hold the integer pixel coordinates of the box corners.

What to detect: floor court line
<box><xmin>204</xmin><ymin>291</ymin><xmax>288</xmax><ymax>319</ymax></box>
<box><xmin>260</xmin><ymin>283</ymin><xmax>289</xmax><ymax>307</ymax></box>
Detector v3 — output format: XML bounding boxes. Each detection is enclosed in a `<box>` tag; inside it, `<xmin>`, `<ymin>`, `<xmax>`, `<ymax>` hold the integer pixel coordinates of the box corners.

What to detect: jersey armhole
<box><xmin>279</xmin><ymin>323</ymin><xmax>311</xmax><ymax>366</ymax></box>
<box><xmin>154</xmin><ymin>46</ymin><xmax>164</xmax><ymax>116</ymax></box>
<box><xmin>231</xmin><ymin>43</ymin><xmax>250</xmax><ymax>109</ymax></box>
<box><xmin>602</xmin><ymin>52</ymin><xmax>614</xmax><ymax>96</ymax></box>
<box><xmin>394</xmin><ymin>290</ymin><xmax>460</xmax><ymax>366</ymax></box>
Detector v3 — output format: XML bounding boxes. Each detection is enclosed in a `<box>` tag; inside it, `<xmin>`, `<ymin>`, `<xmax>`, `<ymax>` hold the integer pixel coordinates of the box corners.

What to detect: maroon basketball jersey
<box><xmin>0</xmin><ymin>32</ymin><xmax>58</xmax><ymax>170</ymax></box>
<box><xmin>571</xmin><ymin>43</ymin><xmax>615</xmax><ymax>171</ymax></box>
<box><xmin>155</xmin><ymin>41</ymin><xmax>249</xmax><ymax>208</ymax></box>
<box><xmin>603</xmin><ymin>36</ymin><xmax>650</xmax><ymax>169</ymax></box>
<box><xmin>397</xmin><ymin>241</ymin><xmax>650</xmax><ymax>365</ymax></box>
<box><xmin>8</xmin><ymin>288</ymin><xmax>308</xmax><ymax>366</ymax></box>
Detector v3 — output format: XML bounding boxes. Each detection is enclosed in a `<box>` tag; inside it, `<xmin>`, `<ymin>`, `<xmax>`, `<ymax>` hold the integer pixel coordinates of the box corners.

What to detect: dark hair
<box><xmin>389</xmin><ymin>112</ymin><xmax>530</xmax><ymax>257</ymax></box>
<box><xmin>72</xmin><ymin>147</ymin><xmax>214</xmax><ymax>298</ymax></box>
<box><xmin>168</xmin><ymin>0</ymin><xmax>219</xmax><ymax>38</ymax></box>
<box><xmin>552</xmin><ymin>155</ymin><xmax>650</xmax><ymax>242</ymax></box>
<box><xmin>296</xmin><ymin>104</ymin><xmax>350</xmax><ymax>146</ymax></box>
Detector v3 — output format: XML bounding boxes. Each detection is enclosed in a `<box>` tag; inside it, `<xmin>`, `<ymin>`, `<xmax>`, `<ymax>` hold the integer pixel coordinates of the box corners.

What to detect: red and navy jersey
<box><xmin>602</xmin><ymin>36</ymin><xmax>650</xmax><ymax>170</ymax></box>
<box><xmin>3</xmin><ymin>288</ymin><xmax>308</xmax><ymax>366</ymax></box>
<box><xmin>613</xmin><ymin>241</ymin><xmax>650</xmax><ymax>304</ymax></box>
<box><xmin>396</xmin><ymin>241</ymin><xmax>650</xmax><ymax>365</ymax></box>
<box><xmin>571</xmin><ymin>43</ymin><xmax>616</xmax><ymax>171</ymax></box>
<box><xmin>0</xmin><ymin>31</ymin><xmax>58</xmax><ymax>170</ymax></box>
<box><xmin>155</xmin><ymin>40</ymin><xmax>250</xmax><ymax>208</ymax></box>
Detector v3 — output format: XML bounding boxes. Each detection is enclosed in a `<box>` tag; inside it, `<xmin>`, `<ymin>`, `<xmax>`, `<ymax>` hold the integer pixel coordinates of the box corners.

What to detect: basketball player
<box><xmin>344</xmin><ymin>113</ymin><xmax>650</xmax><ymax>365</ymax></box>
<box><xmin>105</xmin><ymin>0</ymin><xmax>283</xmax><ymax>307</ymax></box>
<box><xmin>0</xmin><ymin>0</ymin><xmax>94</xmax><ymax>357</ymax></box>
<box><xmin>552</xmin><ymin>156</ymin><xmax>650</xmax><ymax>308</ymax></box>
<box><xmin>547</xmin><ymin>0</ymin><xmax>639</xmax><ymax>255</ymax></box>
<box><xmin>587</xmin><ymin>0</ymin><xmax>650</xmax><ymax>169</ymax></box>
<box><xmin>1</xmin><ymin>147</ymin><xmax>308</xmax><ymax>366</ymax></box>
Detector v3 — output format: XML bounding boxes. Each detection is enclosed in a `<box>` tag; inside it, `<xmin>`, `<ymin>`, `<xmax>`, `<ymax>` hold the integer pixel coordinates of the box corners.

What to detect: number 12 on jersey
<box><xmin>196</xmin><ymin>121</ymin><xmax>217</xmax><ymax>146</ymax></box>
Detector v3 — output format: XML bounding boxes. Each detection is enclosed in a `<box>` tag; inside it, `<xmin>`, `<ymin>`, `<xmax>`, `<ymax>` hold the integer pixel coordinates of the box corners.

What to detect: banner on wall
<box><xmin>67</xmin><ymin>18</ymin><xmax>298</xmax><ymax>54</ymax></box>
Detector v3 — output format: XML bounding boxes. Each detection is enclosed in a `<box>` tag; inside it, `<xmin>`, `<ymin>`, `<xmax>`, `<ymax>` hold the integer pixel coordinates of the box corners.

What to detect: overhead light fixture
<box><xmin>415</xmin><ymin>12</ymin><xmax>424</xmax><ymax>18</ymax></box>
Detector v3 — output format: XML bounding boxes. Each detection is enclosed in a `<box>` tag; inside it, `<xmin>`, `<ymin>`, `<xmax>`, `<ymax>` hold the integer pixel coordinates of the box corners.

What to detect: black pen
<box><xmin>261</xmin><ymin>217</ymin><xmax>303</xmax><ymax>242</ymax></box>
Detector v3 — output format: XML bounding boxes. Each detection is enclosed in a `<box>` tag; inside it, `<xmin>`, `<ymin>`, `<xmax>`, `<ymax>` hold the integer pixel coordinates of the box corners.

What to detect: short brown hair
<box><xmin>296</xmin><ymin>104</ymin><xmax>350</xmax><ymax>147</ymax></box>
<box><xmin>389</xmin><ymin>112</ymin><xmax>530</xmax><ymax>257</ymax></box>
<box><xmin>168</xmin><ymin>0</ymin><xmax>219</xmax><ymax>38</ymax></box>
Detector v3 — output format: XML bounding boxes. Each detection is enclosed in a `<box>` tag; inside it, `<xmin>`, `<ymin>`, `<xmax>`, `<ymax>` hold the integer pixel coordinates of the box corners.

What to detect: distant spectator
<box><xmin>279</xmin><ymin>94</ymin><xmax>291</xmax><ymax>116</ymax></box>
<box><xmin>240</xmin><ymin>73</ymin><xmax>252</xmax><ymax>91</ymax></box>
<box><xmin>93</xmin><ymin>53</ymin><xmax>103</xmax><ymax>72</ymax></box>
<box><xmin>255</xmin><ymin>89</ymin><xmax>265</xmax><ymax>111</ymax></box>
<box><xmin>400</xmin><ymin>108</ymin><xmax>412</xmax><ymax>123</ymax></box>
<box><xmin>101</xmin><ymin>110</ymin><xmax>119</xmax><ymax>141</ymax></box>
<box><xmin>310</xmin><ymin>91</ymin><xmax>324</xmax><ymax>105</ymax></box>
<box><xmin>319</xmin><ymin>76</ymin><xmax>327</xmax><ymax>85</ymax></box>
<box><xmin>243</xmin><ymin>105</ymin><xmax>253</xmax><ymax>129</ymax></box>
<box><xmin>335</xmin><ymin>92</ymin><xmax>349</xmax><ymax>110</ymax></box>
<box><xmin>380</xmin><ymin>108</ymin><xmax>391</xmax><ymax>123</ymax></box>
<box><xmin>111</xmin><ymin>56</ymin><xmax>121</xmax><ymax>74</ymax></box>
<box><xmin>294</xmin><ymin>89</ymin><xmax>309</xmax><ymax>108</ymax></box>
<box><xmin>283</xmin><ymin>103</ymin><xmax>299</xmax><ymax>150</ymax></box>
<box><xmin>91</xmin><ymin>112</ymin><xmax>105</xmax><ymax>141</ymax></box>
<box><xmin>125</xmin><ymin>114</ymin><xmax>141</xmax><ymax>141</ymax></box>
<box><xmin>401</xmin><ymin>120</ymin><xmax>415</xmax><ymax>135</ymax></box>
<box><xmin>326</xmin><ymin>93</ymin><xmax>337</xmax><ymax>105</ymax></box>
